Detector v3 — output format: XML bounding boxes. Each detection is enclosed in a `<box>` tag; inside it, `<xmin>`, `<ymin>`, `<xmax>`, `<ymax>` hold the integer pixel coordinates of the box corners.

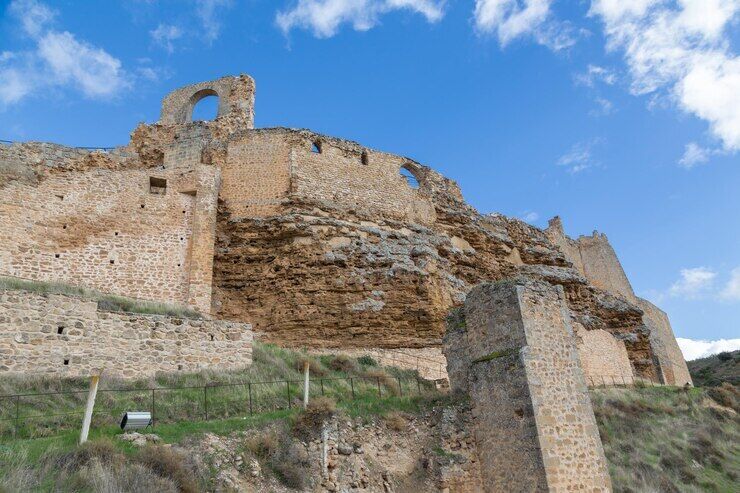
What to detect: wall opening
<box><xmin>149</xmin><ymin>177</ymin><xmax>167</xmax><ymax>194</ymax></box>
<box><xmin>63</xmin><ymin>359</ymin><xmax>69</xmax><ymax>366</ymax></box>
<box><xmin>189</xmin><ymin>89</ymin><xmax>219</xmax><ymax>122</ymax></box>
<box><xmin>400</xmin><ymin>166</ymin><xmax>420</xmax><ymax>189</ymax></box>
<box><xmin>311</xmin><ymin>141</ymin><xmax>322</xmax><ymax>154</ymax></box>
<box><xmin>361</xmin><ymin>151</ymin><xmax>369</xmax><ymax>165</ymax></box>
<box><xmin>57</xmin><ymin>326</ymin><xmax>65</xmax><ymax>335</ymax></box>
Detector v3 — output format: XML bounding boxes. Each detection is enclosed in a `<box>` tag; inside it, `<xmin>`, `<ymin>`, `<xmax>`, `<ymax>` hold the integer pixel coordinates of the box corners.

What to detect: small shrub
<box><xmin>270</xmin><ymin>459</ymin><xmax>307</xmax><ymax>490</ymax></box>
<box><xmin>328</xmin><ymin>355</ymin><xmax>357</xmax><ymax>374</ymax></box>
<box><xmin>384</xmin><ymin>411</ymin><xmax>407</xmax><ymax>432</ymax></box>
<box><xmin>363</xmin><ymin>368</ymin><xmax>399</xmax><ymax>396</ymax></box>
<box><xmin>293</xmin><ymin>356</ymin><xmax>326</xmax><ymax>377</ymax></box>
<box><xmin>244</xmin><ymin>431</ymin><xmax>279</xmax><ymax>459</ymax></box>
<box><xmin>357</xmin><ymin>355</ymin><xmax>378</xmax><ymax>366</ymax></box>
<box><xmin>293</xmin><ymin>397</ymin><xmax>336</xmax><ymax>439</ymax></box>
<box><xmin>707</xmin><ymin>383</ymin><xmax>739</xmax><ymax>412</ymax></box>
<box><xmin>136</xmin><ymin>445</ymin><xmax>200</xmax><ymax>493</ymax></box>
<box><xmin>57</xmin><ymin>438</ymin><xmax>123</xmax><ymax>470</ymax></box>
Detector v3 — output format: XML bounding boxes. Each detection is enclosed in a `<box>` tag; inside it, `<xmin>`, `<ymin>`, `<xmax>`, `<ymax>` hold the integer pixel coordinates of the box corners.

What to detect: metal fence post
<box><xmin>320</xmin><ymin>378</ymin><xmax>325</xmax><ymax>396</ymax></box>
<box><xmin>286</xmin><ymin>380</ymin><xmax>291</xmax><ymax>409</ymax></box>
<box><xmin>248</xmin><ymin>382</ymin><xmax>253</xmax><ymax>416</ymax></box>
<box><xmin>204</xmin><ymin>385</ymin><xmax>208</xmax><ymax>421</ymax></box>
<box><xmin>416</xmin><ymin>378</ymin><xmax>421</xmax><ymax>395</ymax></box>
<box><xmin>350</xmin><ymin>378</ymin><xmax>355</xmax><ymax>400</ymax></box>
<box><xmin>397</xmin><ymin>377</ymin><xmax>403</xmax><ymax>397</ymax></box>
<box><xmin>377</xmin><ymin>377</ymin><xmax>382</xmax><ymax>397</ymax></box>
<box><xmin>14</xmin><ymin>395</ymin><xmax>20</xmax><ymax>438</ymax></box>
<box><xmin>151</xmin><ymin>389</ymin><xmax>155</xmax><ymax>428</ymax></box>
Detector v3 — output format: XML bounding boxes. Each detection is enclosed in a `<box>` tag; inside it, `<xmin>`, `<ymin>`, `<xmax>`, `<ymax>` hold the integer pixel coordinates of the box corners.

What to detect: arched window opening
<box><xmin>311</xmin><ymin>141</ymin><xmax>322</xmax><ymax>154</ymax></box>
<box><xmin>400</xmin><ymin>166</ymin><xmax>420</xmax><ymax>189</ymax></box>
<box><xmin>361</xmin><ymin>151</ymin><xmax>369</xmax><ymax>165</ymax></box>
<box><xmin>191</xmin><ymin>94</ymin><xmax>219</xmax><ymax>122</ymax></box>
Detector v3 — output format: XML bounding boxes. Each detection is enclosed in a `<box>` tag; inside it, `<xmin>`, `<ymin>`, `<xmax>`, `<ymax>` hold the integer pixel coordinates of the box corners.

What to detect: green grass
<box><xmin>0</xmin><ymin>342</ymin><xmax>435</xmax><ymax>440</ymax></box>
<box><xmin>0</xmin><ymin>392</ymin><xmax>446</xmax><ymax>492</ymax></box>
<box><xmin>592</xmin><ymin>385</ymin><xmax>739</xmax><ymax>492</ymax></box>
<box><xmin>0</xmin><ymin>276</ymin><xmax>200</xmax><ymax>318</ymax></box>
<box><xmin>688</xmin><ymin>350</ymin><xmax>740</xmax><ymax>387</ymax></box>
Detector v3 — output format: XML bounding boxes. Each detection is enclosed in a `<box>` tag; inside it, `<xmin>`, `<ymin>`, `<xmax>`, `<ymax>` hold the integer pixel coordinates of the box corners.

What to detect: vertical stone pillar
<box><xmin>186</xmin><ymin>165</ymin><xmax>220</xmax><ymax>315</ymax></box>
<box><xmin>444</xmin><ymin>279</ymin><xmax>612</xmax><ymax>492</ymax></box>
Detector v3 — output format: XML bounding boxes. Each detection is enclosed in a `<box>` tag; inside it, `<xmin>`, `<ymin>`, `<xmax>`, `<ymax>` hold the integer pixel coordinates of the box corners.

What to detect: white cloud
<box><xmin>276</xmin><ymin>0</ymin><xmax>446</xmax><ymax>38</ymax></box>
<box><xmin>557</xmin><ymin>141</ymin><xmax>599</xmax><ymax>173</ymax></box>
<box><xmin>676</xmin><ymin>337</ymin><xmax>740</xmax><ymax>361</ymax></box>
<box><xmin>669</xmin><ymin>267</ymin><xmax>717</xmax><ymax>299</ymax></box>
<box><xmin>473</xmin><ymin>0</ymin><xmax>576</xmax><ymax>50</ymax></box>
<box><xmin>678</xmin><ymin>142</ymin><xmax>720</xmax><ymax>169</ymax></box>
<box><xmin>589</xmin><ymin>0</ymin><xmax>740</xmax><ymax>153</ymax></box>
<box><xmin>0</xmin><ymin>0</ymin><xmax>130</xmax><ymax>106</ymax></box>
<box><xmin>150</xmin><ymin>23</ymin><xmax>183</xmax><ymax>53</ymax></box>
<box><xmin>8</xmin><ymin>0</ymin><xmax>55</xmax><ymax>37</ymax></box>
<box><xmin>520</xmin><ymin>211</ymin><xmax>539</xmax><ymax>222</ymax></box>
<box><xmin>574</xmin><ymin>64</ymin><xmax>617</xmax><ymax>87</ymax></box>
<box><xmin>196</xmin><ymin>0</ymin><xmax>233</xmax><ymax>42</ymax></box>
<box><xmin>720</xmin><ymin>267</ymin><xmax>740</xmax><ymax>301</ymax></box>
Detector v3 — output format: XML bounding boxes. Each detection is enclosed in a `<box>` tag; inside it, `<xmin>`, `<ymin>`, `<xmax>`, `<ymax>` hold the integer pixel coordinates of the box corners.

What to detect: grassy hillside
<box><xmin>688</xmin><ymin>351</ymin><xmax>740</xmax><ymax>387</ymax></box>
<box><xmin>592</xmin><ymin>385</ymin><xmax>739</xmax><ymax>492</ymax></box>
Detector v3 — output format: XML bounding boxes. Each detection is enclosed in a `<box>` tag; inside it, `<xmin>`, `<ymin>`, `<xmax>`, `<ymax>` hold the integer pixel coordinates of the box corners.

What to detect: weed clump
<box><xmin>293</xmin><ymin>397</ymin><xmax>336</xmax><ymax>440</ymax></box>
<box><xmin>384</xmin><ymin>411</ymin><xmax>407</xmax><ymax>432</ymax></box>
<box><xmin>357</xmin><ymin>355</ymin><xmax>378</xmax><ymax>366</ymax></box>
<box><xmin>327</xmin><ymin>355</ymin><xmax>357</xmax><ymax>374</ymax></box>
<box><xmin>293</xmin><ymin>356</ymin><xmax>327</xmax><ymax>377</ymax></box>
<box><xmin>136</xmin><ymin>445</ymin><xmax>200</xmax><ymax>493</ymax></box>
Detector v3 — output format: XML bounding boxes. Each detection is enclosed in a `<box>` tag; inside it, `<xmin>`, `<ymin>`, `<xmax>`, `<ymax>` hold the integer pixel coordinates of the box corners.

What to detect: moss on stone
<box><xmin>471</xmin><ymin>348</ymin><xmax>518</xmax><ymax>364</ymax></box>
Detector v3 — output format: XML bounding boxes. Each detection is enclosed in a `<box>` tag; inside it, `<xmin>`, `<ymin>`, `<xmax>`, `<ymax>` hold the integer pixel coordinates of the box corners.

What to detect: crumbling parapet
<box><xmin>444</xmin><ymin>279</ymin><xmax>612</xmax><ymax>492</ymax></box>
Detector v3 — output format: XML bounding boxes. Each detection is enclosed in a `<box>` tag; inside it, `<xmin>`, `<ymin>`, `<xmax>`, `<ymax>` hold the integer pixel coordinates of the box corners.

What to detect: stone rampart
<box><xmin>0</xmin><ymin>289</ymin><xmax>253</xmax><ymax>378</ymax></box>
<box><xmin>444</xmin><ymin>280</ymin><xmax>612</xmax><ymax>492</ymax></box>
<box><xmin>637</xmin><ymin>298</ymin><xmax>693</xmax><ymax>386</ymax></box>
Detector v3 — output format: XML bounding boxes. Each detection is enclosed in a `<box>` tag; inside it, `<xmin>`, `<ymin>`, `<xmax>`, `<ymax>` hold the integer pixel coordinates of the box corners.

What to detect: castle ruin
<box><xmin>0</xmin><ymin>74</ymin><xmax>691</xmax><ymax>388</ymax></box>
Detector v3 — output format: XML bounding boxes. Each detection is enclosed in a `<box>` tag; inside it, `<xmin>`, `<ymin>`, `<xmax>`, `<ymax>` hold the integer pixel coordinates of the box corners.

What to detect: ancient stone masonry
<box><xmin>0</xmin><ymin>288</ymin><xmax>252</xmax><ymax>378</ymax></box>
<box><xmin>0</xmin><ymin>74</ymin><xmax>692</xmax><ymax>385</ymax></box>
<box><xmin>444</xmin><ymin>279</ymin><xmax>612</xmax><ymax>492</ymax></box>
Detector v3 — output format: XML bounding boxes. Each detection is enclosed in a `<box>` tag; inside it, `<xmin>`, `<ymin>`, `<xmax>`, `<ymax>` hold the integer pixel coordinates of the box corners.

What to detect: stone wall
<box><xmin>444</xmin><ymin>280</ymin><xmax>612</xmax><ymax>492</ymax></box>
<box><xmin>637</xmin><ymin>298</ymin><xmax>693</xmax><ymax>386</ymax></box>
<box><xmin>575</xmin><ymin>327</ymin><xmax>634</xmax><ymax>386</ymax></box>
<box><xmin>0</xmin><ymin>142</ymin><xmax>220</xmax><ymax>314</ymax></box>
<box><xmin>308</xmin><ymin>347</ymin><xmax>448</xmax><ymax>380</ymax></box>
<box><xmin>0</xmin><ymin>289</ymin><xmax>253</xmax><ymax>378</ymax></box>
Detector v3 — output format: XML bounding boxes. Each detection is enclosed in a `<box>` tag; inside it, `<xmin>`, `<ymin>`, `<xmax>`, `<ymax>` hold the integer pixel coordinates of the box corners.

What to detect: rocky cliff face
<box><xmin>211</xmin><ymin>157</ymin><xmax>657</xmax><ymax>379</ymax></box>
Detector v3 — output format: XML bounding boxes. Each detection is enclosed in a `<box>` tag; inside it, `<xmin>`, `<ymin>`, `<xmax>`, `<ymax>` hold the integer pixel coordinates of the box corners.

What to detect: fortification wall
<box><xmin>289</xmin><ymin>132</ymin><xmax>437</xmax><ymax>226</ymax></box>
<box><xmin>0</xmin><ymin>289</ymin><xmax>252</xmax><ymax>378</ymax></box>
<box><xmin>0</xmin><ymin>142</ymin><xmax>219</xmax><ymax>313</ymax></box>
<box><xmin>575</xmin><ymin>327</ymin><xmax>634</xmax><ymax>385</ymax></box>
<box><xmin>220</xmin><ymin>130</ymin><xmax>292</xmax><ymax>217</ymax></box>
<box><xmin>637</xmin><ymin>298</ymin><xmax>693</xmax><ymax>386</ymax></box>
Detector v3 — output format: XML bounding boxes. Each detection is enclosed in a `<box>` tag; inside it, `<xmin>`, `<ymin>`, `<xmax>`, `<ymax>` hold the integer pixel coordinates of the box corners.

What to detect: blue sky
<box><xmin>1</xmin><ymin>0</ymin><xmax>738</xmax><ymax>359</ymax></box>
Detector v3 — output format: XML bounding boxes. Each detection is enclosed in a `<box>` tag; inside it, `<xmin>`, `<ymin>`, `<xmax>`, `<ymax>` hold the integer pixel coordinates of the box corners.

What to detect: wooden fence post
<box><xmin>80</xmin><ymin>375</ymin><xmax>100</xmax><ymax>444</ymax></box>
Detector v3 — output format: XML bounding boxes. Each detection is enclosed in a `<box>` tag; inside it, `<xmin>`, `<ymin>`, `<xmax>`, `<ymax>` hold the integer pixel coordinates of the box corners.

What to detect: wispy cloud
<box><xmin>473</xmin><ymin>0</ymin><xmax>578</xmax><ymax>51</ymax></box>
<box><xmin>150</xmin><ymin>23</ymin><xmax>183</xmax><ymax>53</ymax></box>
<box><xmin>519</xmin><ymin>211</ymin><xmax>539</xmax><ymax>223</ymax></box>
<box><xmin>677</xmin><ymin>337</ymin><xmax>740</xmax><ymax>361</ymax></box>
<box><xmin>1</xmin><ymin>0</ymin><xmax>130</xmax><ymax>106</ymax></box>
<box><xmin>669</xmin><ymin>267</ymin><xmax>717</xmax><ymax>299</ymax></box>
<box><xmin>574</xmin><ymin>64</ymin><xmax>616</xmax><ymax>88</ymax></box>
<box><xmin>678</xmin><ymin>142</ymin><xmax>722</xmax><ymax>169</ymax></box>
<box><xmin>589</xmin><ymin>0</ymin><xmax>740</xmax><ymax>154</ymax></box>
<box><xmin>720</xmin><ymin>267</ymin><xmax>740</xmax><ymax>301</ymax></box>
<box><xmin>557</xmin><ymin>140</ymin><xmax>600</xmax><ymax>174</ymax></box>
<box><xmin>196</xmin><ymin>0</ymin><xmax>233</xmax><ymax>43</ymax></box>
<box><xmin>276</xmin><ymin>0</ymin><xmax>446</xmax><ymax>38</ymax></box>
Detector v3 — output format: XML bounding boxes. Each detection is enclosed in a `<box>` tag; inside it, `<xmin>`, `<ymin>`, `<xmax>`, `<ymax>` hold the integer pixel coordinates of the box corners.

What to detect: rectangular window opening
<box><xmin>149</xmin><ymin>177</ymin><xmax>167</xmax><ymax>194</ymax></box>
<box><xmin>63</xmin><ymin>359</ymin><xmax>70</xmax><ymax>366</ymax></box>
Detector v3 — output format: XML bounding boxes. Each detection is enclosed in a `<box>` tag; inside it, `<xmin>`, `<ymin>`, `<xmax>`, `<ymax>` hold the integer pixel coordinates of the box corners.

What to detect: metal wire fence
<box><xmin>0</xmin><ymin>375</ymin><xmax>437</xmax><ymax>441</ymax></box>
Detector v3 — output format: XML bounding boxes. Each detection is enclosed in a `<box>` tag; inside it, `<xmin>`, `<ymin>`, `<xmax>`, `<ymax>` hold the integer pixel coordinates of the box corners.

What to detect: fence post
<box><xmin>14</xmin><ymin>395</ymin><xmax>20</xmax><ymax>438</ymax></box>
<box><xmin>80</xmin><ymin>375</ymin><xmax>100</xmax><ymax>444</ymax></box>
<box><xmin>248</xmin><ymin>382</ymin><xmax>253</xmax><ymax>416</ymax></box>
<box><xmin>303</xmin><ymin>361</ymin><xmax>310</xmax><ymax>409</ymax></box>
<box><xmin>320</xmin><ymin>378</ymin><xmax>325</xmax><ymax>396</ymax></box>
<box><xmin>350</xmin><ymin>378</ymin><xmax>355</xmax><ymax>400</ymax></box>
<box><xmin>397</xmin><ymin>377</ymin><xmax>403</xmax><ymax>397</ymax></box>
<box><xmin>151</xmin><ymin>389</ymin><xmax>155</xmax><ymax>428</ymax></box>
<box><xmin>204</xmin><ymin>385</ymin><xmax>208</xmax><ymax>421</ymax></box>
<box><xmin>286</xmin><ymin>380</ymin><xmax>291</xmax><ymax>409</ymax></box>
